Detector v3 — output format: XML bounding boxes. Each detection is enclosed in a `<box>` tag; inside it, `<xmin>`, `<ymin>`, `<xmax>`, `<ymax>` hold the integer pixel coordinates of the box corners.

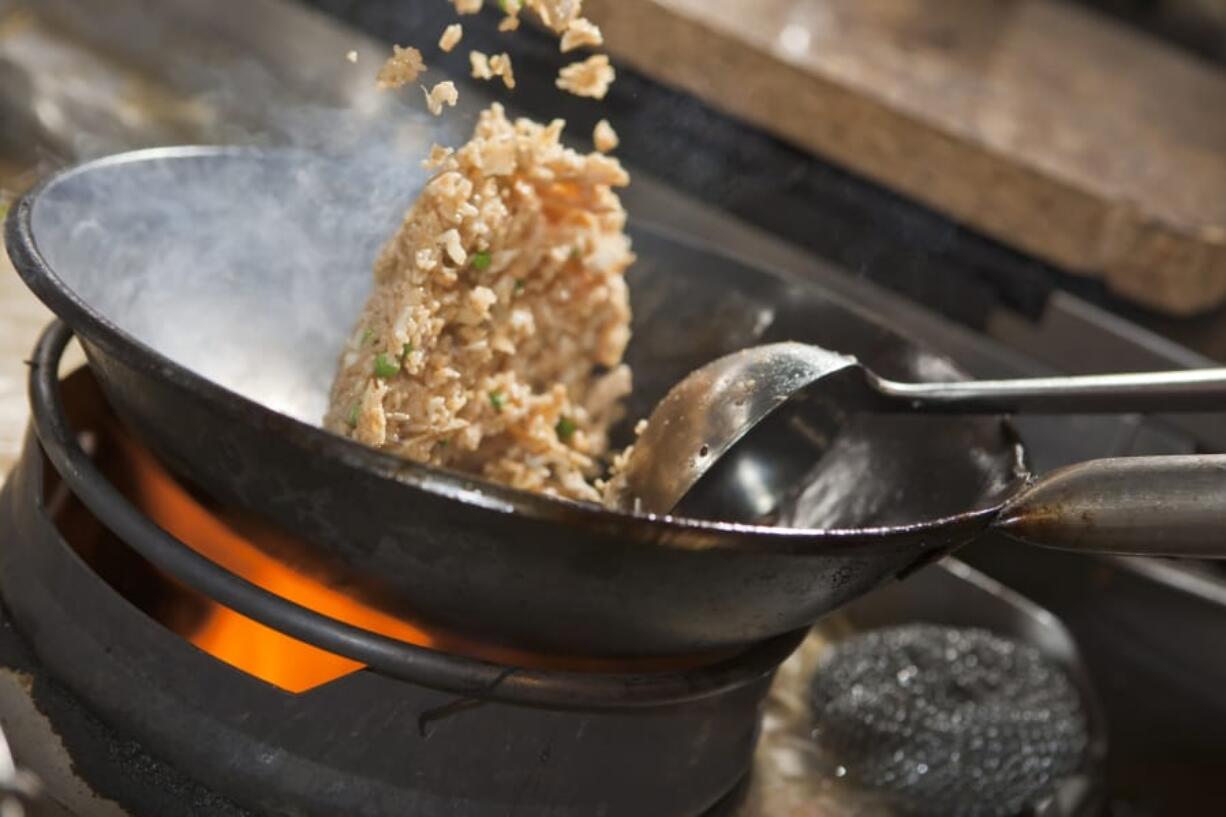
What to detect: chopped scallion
<box><xmin>374</xmin><ymin>353</ymin><xmax>400</xmax><ymax>379</ymax></box>
<box><xmin>555</xmin><ymin>416</ymin><xmax>576</xmax><ymax>440</ymax></box>
<box><xmin>346</xmin><ymin>402</ymin><xmax>360</xmax><ymax>428</ymax></box>
<box><xmin>489</xmin><ymin>390</ymin><xmax>505</xmax><ymax>411</ymax></box>
<box><xmin>400</xmin><ymin>341</ymin><xmax>413</xmax><ymax>363</ymax></box>
<box><xmin>471</xmin><ymin>250</ymin><xmax>492</xmax><ymax>270</ymax></box>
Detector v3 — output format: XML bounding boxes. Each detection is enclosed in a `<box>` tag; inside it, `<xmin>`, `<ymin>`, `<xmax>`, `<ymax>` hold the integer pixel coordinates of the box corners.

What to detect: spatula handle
<box><xmin>873</xmin><ymin>369</ymin><xmax>1226</xmax><ymax>414</ymax></box>
<box><xmin>994</xmin><ymin>455</ymin><xmax>1226</xmax><ymax>558</ymax></box>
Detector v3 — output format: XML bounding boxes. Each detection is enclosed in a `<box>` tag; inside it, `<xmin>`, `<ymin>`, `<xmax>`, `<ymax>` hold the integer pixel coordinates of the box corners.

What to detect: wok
<box><xmin>5</xmin><ymin>147</ymin><xmax>1195</xmax><ymax>658</ymax></box>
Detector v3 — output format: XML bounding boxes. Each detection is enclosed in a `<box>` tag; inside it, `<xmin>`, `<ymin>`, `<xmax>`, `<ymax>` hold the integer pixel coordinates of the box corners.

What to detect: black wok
<box><xmin>8</xmin><ymin>147</ymin><xmax>1030</xmax><ymax>657</ymax></box>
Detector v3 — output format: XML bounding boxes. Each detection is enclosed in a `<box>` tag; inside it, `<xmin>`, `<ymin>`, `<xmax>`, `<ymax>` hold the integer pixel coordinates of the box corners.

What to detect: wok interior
<box><xmin>29</xmin><ymin>151</ymin><xmax>1023</xmax><ymax>529</ymax></box>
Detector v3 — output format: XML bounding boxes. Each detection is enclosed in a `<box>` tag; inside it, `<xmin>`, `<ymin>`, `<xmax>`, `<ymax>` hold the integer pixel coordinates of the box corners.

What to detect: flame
<box><xmin>104</xmin><ymin>423</ymin><xmax>716</xmax><ymax>692</ymax></box>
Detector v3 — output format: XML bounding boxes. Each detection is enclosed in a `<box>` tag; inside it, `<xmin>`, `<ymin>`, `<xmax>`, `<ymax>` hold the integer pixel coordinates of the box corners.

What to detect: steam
<box><xmin>33</xmin><ymin>145</ymin><xmax>393</xmax><ymax>422</ymax></box>
<box><xmin>21</xmin><ymin>0</ymin><xmax>514</xmax><ymax>424</ymax></box>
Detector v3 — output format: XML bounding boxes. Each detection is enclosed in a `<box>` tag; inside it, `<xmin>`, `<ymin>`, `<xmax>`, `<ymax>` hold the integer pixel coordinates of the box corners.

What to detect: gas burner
<box><xmin>0</xmin><ymin>327</ymin><xmax>1106</xmax><ymax>817</ymax></box>
<box><xmin>1</xmin><ymin>352</ymin><xmax>804</xmax><ymax>817</ymax></box>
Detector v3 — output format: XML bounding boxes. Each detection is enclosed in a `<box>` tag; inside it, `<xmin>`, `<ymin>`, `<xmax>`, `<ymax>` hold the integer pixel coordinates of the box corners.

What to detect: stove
<box><xmin>2</xmin><ymin>0</ymin><xmax>1226</xmax><ymax>813</ymax></box>
<box><xmin>0</xmin><ymin>342</ymin><xmax>1106</xmax><ymax>817</ymax></box>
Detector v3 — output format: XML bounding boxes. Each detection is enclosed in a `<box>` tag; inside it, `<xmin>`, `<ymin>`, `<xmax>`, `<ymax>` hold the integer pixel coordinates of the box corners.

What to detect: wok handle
<box><xmin>871</xmin><ymin>368</ymin><xmax>1226</xmax><ymax>413</ymax></box>
<box><xmin>994</xmin><ymin>455</ymin><xmax>1226</xmax><ymax>558</ymax></box>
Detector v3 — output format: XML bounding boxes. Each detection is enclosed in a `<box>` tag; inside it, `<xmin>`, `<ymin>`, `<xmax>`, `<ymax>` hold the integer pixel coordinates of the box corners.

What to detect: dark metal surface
<box><xmin>0</xmin><ymin>369</ymin><xmax>779</xmax><ymax>817</ymax></box>
<box><xmin>7</xmin><ymin>148</ymin><xmax>1024</xmax><ymax>656</ymax></box>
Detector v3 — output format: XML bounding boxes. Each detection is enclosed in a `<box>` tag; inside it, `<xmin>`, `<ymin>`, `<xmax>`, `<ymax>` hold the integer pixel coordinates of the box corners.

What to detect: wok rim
<box><xmin>5</xmin><ymin>145</ymin><xmax>1029</xmax><ymax>554</ymax></box>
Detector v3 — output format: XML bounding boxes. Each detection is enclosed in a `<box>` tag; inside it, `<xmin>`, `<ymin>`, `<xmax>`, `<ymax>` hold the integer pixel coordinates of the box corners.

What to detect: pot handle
<box><xmin>994</xmin><ymin>455</ymin><xmax>1226</xmax><ymax>558</ymax></box>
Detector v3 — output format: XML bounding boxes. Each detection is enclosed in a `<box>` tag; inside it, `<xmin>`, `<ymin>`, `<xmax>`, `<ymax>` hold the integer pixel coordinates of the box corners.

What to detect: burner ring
<box><xmin>29</xmin><ymin>320</ymin><xmax>805</xmax><ymax>710</ymax></box>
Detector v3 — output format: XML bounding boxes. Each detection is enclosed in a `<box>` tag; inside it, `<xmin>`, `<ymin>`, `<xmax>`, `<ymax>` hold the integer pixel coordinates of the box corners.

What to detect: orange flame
<box><xmin>105</xmin><ymin>424</ymin><xmax>717</xmax><ymax>692</ymax></box>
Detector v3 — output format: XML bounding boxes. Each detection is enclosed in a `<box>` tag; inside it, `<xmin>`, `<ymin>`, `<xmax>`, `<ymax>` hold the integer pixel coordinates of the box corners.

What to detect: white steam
<box><xmin>17</xmin><ymin>0</ymin><xmax>512</xmax><ymax>424</ymax></box>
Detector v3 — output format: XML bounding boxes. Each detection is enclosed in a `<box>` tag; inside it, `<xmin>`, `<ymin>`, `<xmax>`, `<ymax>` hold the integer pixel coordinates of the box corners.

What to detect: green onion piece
<box><xmin>346</xmin><ymin>402</ymin><xmax>360</xmax><ymax>428</ymax></box>
<box><xmin>471</xmin><ymin>250</ymin><xmax>492</xmax><ymax>270</ymax></box>
<box><xmin>489</xmin><ymin>390</ymin><xmax>505</xmax><ymax>411</ymax></box>
<box><xmin>400</xmin><ymin>341</ymin><xmax>413</xmax><ymax>363</ymax></box>
<box><xmin>555</xmin><ymin>416</ymin><xmax>576</xmax><ymax>440</ymax></box>
<box><xmin>374</xmin><ymin>353</ymin><xmax>400</xmax><ymax>379</ymax></box>
<box><xmin>497</xmin><ymin>0</ymin><xmax>508</xmax><ymax>12</ymax></box>
<box><xmin>360</xmin><ymin>327</ymin><xmax>375</xmax><ymax>346</ymax></box>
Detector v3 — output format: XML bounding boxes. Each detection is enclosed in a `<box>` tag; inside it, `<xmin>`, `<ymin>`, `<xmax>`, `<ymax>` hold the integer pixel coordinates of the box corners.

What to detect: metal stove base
<box><xmin>0</xmin><ymin>607</ymin><xmax>757</xmax><ymax>817</ymax></box>
<box><xmin>0</xmin><ymin>581</ymin><xmax>1101</xmax><ymax>817</ymax></box>
<box><xmin>0</xmin><ymin>607</ymin><xmax>249</xmax><ymax>817</ymax></box>
<box><xmin>0</xmin><ymin>442</ymin><xmax>1106</xmax><ymax>817</ymax></box>
<box><xmin>0</xmin><ymin>605</ymin><xmax>756</xmax><ymax>817</ymax></box>
<box><xmin>0</xmin><ymin>363</ymin><xmax>792</xmax><ymax>817</ymax></box>
<box><xmin>0</xmin><ymin>362</ymin><xmax>1105</xmax><ymax>817</ymax></box>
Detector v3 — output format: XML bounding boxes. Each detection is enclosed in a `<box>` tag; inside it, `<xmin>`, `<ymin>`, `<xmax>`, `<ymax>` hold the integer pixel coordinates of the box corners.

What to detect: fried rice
<box><xmin>325</xmin><ymin>103</ymin><xmax>635</xmax><ymax>503</ymax></box>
